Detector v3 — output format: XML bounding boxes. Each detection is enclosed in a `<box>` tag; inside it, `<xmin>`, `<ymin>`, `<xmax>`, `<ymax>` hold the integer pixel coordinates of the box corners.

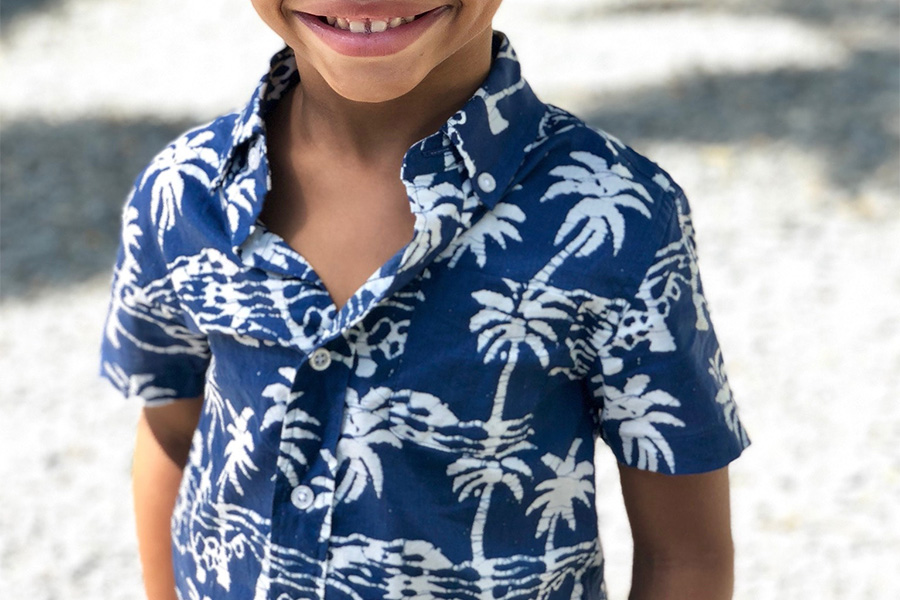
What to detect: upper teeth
<box><xmin>325</xmin><ymin>15</ymin><xmax>417</xmax><ymax>33</ymax></box>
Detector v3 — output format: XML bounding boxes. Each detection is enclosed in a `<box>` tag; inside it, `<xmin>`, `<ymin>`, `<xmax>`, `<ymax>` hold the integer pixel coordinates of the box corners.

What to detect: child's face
<box><xmin>250</xmin><ymin>1</ymin><xmax>503</xmax><ymax>103</ymax></box>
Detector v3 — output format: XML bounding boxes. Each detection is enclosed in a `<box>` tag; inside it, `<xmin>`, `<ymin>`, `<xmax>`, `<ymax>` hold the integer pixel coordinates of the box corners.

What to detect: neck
<box><xmin>288</xmin><ymin>31</ymin><xmax>494</xmax><ymax>168</ymax></box>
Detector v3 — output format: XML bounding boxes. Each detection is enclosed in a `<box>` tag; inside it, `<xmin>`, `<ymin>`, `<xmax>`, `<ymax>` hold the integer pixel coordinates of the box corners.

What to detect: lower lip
<box><xmin>294</xmin><ymin>7</ymin><xmax>449</xmax><ymax>58</ymax></box>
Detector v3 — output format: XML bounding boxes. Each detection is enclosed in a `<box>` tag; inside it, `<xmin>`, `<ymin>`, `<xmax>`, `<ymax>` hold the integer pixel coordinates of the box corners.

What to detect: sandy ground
<box><xmin>1</xmin><ymin>0</ymin><xmax>899</xmax><ymax>598</ymax></box>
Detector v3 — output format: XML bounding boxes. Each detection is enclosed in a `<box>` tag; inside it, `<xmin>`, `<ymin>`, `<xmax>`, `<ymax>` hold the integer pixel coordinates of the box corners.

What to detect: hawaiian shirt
<box><xmin>101</xmin><ymin>33</ymin><xmax>749</xmax><ymax>600</ymax></box>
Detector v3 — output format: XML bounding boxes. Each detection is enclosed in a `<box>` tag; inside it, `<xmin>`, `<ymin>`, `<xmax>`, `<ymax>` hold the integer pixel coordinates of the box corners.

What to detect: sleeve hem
<box><xmin>99</xmin><ymin>362</ymin><xmax>206</xmax><ymax>406</ymax></box>
<box><xmin>601</xmin><ymin>422</ymin><xmax>750</xmax><ymax>476</ymax></box>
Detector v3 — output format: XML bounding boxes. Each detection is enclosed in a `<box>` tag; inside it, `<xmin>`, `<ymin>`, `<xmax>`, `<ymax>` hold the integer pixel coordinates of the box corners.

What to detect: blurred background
<box><xmin>1</xmin><ymin>0</ymin><xmax>897</xmax><ymax>598</ymax></box>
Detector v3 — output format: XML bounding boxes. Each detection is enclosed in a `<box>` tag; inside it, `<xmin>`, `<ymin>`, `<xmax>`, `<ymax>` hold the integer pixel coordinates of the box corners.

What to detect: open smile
<box><xmin>294</xmin><ymin>6</ymin><xmax>450</xmax><ymax>57</ymax></box>
<box><xmin>315</xmin><ymin>13</ymin><xmax>428</xmax><ymax>34</ymax></box>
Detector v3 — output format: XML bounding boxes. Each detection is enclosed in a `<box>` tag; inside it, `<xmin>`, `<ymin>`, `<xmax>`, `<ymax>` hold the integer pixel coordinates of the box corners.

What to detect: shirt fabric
<box><xmin>101</xmin><ymin>33</ymin><xmax>749</xmax><ymax>600</ymax></box>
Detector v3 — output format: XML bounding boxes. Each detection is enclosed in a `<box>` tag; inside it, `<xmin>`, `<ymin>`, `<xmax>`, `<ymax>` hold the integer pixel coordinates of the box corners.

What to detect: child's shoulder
<box><xmin>133</xmin><ymin>109</ymin><xmax>245</xmax><ymax>197</ymax></box>
<box><xmin>505</xmin><ymin>103</ymin><xmax>697</xmax><ymax>296</ymax></box>
<box><xmin>532</xmin><ymin>104</ymin><xmax>685</xmax><ymax>207</ymax></box>
<box><xmin>122</xmin><ymin>105</ymin><xmax>260</xmax><ymax>251</ymax></box>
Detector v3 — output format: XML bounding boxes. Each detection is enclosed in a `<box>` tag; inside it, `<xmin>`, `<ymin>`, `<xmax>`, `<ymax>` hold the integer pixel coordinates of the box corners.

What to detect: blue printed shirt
<box><xmin>101</xmin><ymin>33</ymin><xmax>749</xmax><ymax>600</ymax></box>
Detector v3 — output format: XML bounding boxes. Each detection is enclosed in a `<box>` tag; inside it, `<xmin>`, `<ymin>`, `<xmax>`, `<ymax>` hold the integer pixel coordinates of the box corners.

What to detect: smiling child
<box><xmin>101</xmin><ymin>2</ymin><xmax>749</xmax><ymax>599</ymax></box>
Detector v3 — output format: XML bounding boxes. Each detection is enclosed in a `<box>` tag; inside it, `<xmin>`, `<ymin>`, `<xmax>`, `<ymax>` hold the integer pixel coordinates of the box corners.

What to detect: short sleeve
<box><xmin>587</xmin><ymin>193</ymin><xmax>749</xmax><ymax>474</ymax></box>
<box><xmin>99</xmin><ymin>186</ymin><xmax>211</xmax><ymax>406</ymax></box>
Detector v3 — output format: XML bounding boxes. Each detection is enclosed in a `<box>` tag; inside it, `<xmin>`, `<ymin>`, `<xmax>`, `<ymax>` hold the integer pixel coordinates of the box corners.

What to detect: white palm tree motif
<box><xmin>470</xmin><ymin>279</ymin><xmax>577</xmax><ymax>422</ymax></box>
<box><xmin>708</xmin><ymin>349</ymin><xmax>748</xmax><ymax>446</ymax></box>
<box><xmin>203</xmin><ymin>358</ymin><xmax>228</xmax><ymax>436</ymax></box>
<box><xmin>526</xmin><ymin>439</ymin><xmax>595</xmax><ymax>554</ymax></box>
<box><xmin>140</xmin><ymin>129</ymin><xmax>219</xmax><ymax>247</ymax></box>
<box><xmin>443</xmin><ymin>201</ymin><xmax>526</xmax><ymax>268</ymax></box>
<box><xmin>335</xmin><ymin>388</ymin><xmax>402</xmax><ymax>504</ymax></box>
<box><xmin>536</xmin><ymin>150</ymin><xmax>654</xmax><ymax>283</ymax></box>
<box><xmin>601</xmin><ymin>374</ymin><xmax>686</xmax><ymax>472</ymax></box>
<box><xmin>116</xmin><ymin>204</ymin><xmax>144</xmax><ymax>284</ymax></box>
<box><xmin>100</xmin><ymin>364</ymin><xmax>178</xmax><ymax>406</ymax></box>
<box><xmin>276</xmin><ymin>406</ymin><xmax>323</xmax><ymax>489</ymax></box>
<box><xmin>400</xmin><ymin>174</ymin><xmax>466</xmax><ymax>270</ymax></box>
<box><xmin>259</xmin><ymin>367</ymin><xmax>302</xmax><ymax>430</ymax></box>
<box><xmin>450</xmin><ymin>279</ymin><xmax>579</xmax><ymax>563</ymax></box>
<box><xmin>222</xmin><ymin>175</ymin><xmax>261</xmax><ymax>235</ymax></box>
<box><xmin>261</xmin><ymin>367</ymin><xmax>322</xmax><ymax>489</ymax></box>
<box><xmin>447</xmin><ymin>446</ymin><xmax>533</xmax><ymax>563</ymax></box>
<box><xmin>217</xmin><ymin>404</ymin><xmax>258</xmax><ymax>499</ymax></box>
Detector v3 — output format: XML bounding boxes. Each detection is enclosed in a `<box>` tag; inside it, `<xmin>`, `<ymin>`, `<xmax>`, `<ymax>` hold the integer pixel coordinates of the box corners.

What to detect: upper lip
<box><xmin>295</xmin><ymin>2</ymin><xmax>446</xmax><ymax>19</ymax></box>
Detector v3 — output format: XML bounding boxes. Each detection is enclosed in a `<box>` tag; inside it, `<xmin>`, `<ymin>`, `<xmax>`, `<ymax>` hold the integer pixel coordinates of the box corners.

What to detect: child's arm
<box><xmin>620</xmin><ymin>465</ymin><xmax>734</xmax><ymax>600</ymax></box>
<box><xmin>132</xmin><ymin>397</ymin><xmax>203</xmax><ymax>600</ymax></box>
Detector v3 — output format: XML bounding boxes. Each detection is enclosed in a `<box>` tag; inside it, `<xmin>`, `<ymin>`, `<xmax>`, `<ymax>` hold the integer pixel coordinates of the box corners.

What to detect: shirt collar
<box><xmin>215</xmin><ymin>32</ymin><xmax>545</xmax><ymax>249</ymax></box>
<box><xmin>433</xmin><ymin>33</ymin><xmax>545</xmax><ymax>209</ymax></box>
<box><xmin>211</xmin><ymin>46</ymin><xmax>299</xmax><ymax>192</ymax></box>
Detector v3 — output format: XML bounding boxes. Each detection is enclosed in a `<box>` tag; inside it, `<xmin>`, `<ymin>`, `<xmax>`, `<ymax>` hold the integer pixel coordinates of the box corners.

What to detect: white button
<box><xmin>477</xmin><ymin>172</ymin><xmax>496</xmax><ymax>193</ymax></box>
<box><xmin>291</xmin><ymin>485</ymin><xmax>315</xmax><ymax>510</ymax></box>
<box><xmin>309</xmin><ymin>348</ymin><xmax>332</xmax><ymax>371</ymax></box>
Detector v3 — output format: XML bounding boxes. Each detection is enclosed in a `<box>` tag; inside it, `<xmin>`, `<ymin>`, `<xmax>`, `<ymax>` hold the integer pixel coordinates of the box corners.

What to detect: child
<box><xmin>101</xmin><ymin>2</ymin><xmax>749</xmax><ymax>599</ymax></box>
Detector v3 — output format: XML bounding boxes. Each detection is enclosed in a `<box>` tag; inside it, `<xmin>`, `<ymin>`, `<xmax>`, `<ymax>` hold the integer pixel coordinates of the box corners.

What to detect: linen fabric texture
<box><xmin>100</xmin><ymin>33</ymin><xmax>749</xmax><ymax>600</ymax></box>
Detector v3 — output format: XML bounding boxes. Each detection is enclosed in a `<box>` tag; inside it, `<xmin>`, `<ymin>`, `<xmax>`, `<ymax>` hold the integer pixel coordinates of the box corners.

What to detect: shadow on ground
<box><xmin>0</xmin><ymin>117</ymin><xmax>194</xmax><ymax>299</ymax></box>
<box><xmin>582</xmin><ymin>46</ymin><xmax>899</xmax><ymax>194</ymax></box>
<box><xmin>1</xmin><ymin>0</ymin><xmax>62</xmax><ymax>33</ymax></box>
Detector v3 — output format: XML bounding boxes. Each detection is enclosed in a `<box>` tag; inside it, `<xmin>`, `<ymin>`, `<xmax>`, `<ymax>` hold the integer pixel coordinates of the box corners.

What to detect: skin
<box><xmin>621</xmin><ymin>465</ymin><xmax>735</xmax><ymax>599</ymax></box>
<box><xmin>133</xmin><ymin>398</ymin><xmax>202</xmax><ymax>600</ymax></box>
<box><xmin>132</xmin><ymin>1</ymin><xmax>736</xmax><ymax>598</ymax></box>
<box><xmin>251</xmin><ymin>0</ymin><xmax>503</xmax><ymax>309</ymax></box>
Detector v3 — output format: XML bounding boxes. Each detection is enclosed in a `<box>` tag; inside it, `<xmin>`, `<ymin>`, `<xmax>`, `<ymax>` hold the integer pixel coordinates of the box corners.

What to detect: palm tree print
<box><xmin>526</xmin><ymin>439</ymin><xmax>595</xmax><ymax>554</ymax></box>
<box><xmin>600</xmin><ymin>374</ymin><xmax>686</xmax><ymax>472</ymax></box>
<box><xmin>203</xmin><ymin>358</ymin><xmax>228</xmax><ymax>437</ymax></box>
<box><xmin>536</xmin><ymin>151</ymin><xmax>654</xmax><ymax>283</ymax></box>
<box><xmin>259</xmin><ymin>366</ymin><xmax>322</xmax><ymax>489</ymax></box>
<box><xmin>447</xmin><ymin>447</ymin><xmax>533</xmax><ymax>563</ymax></box>
<box><xmin>335</xmin><ymin>388</ymin><xmax>402</xmax><ymax>504</ymax></box>
<box><xmin>453</xmin><ymin>277</ymin><xmax>581</xmax><ymax>564</ymax></box>
<box><xmin>217</xmin><ymin>404</ymin><xmax>258</xmax><ymax>499</ymax></box>
<box><xmin>100</xmin><ymin>364</ymin><xmax>177</xmax><ymax>407</ymax></box>
<box><xmin>470</xmin><ymin>279</ymin><xmax>577</xmax><ymax>422</ymax></box>
<box><xmin>276</xmin><ymin>406</ymin><xmax>323</xmax><ymax>488</ymax></box>
<box><xmin>140</xmin><ymin>129</ymin><xmax>219</xmax><ymax>247</ymax></box>
<box><xmin>260</xmin><ymin>367</ymin><xmax>303</xmax><ymax>430</ymax></box>
<box><xmin>708</xmin><ymin>349</ymin><xmax>749</xmax><ymax>447</ymax></box>
<box><xmin>443</xmin><ymin>201</ymin><xmax>526</xmax><ymax>269</ymax></box>
<box><xmin>400</xmin><ymin>173</ymin><xmax>466</xmax><ymax>271</ymax></box>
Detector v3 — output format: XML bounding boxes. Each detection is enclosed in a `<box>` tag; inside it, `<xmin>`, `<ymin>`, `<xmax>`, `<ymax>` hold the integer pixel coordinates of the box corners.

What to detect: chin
<box><xmin>332</xmin><ymin>83</ymin><xmax>417</xmax><ymax>103</ymax></box>
<box><xmin>318</xmin><ymin>62</ymin><xmax>429</xmax><ymax>104</ymax></box>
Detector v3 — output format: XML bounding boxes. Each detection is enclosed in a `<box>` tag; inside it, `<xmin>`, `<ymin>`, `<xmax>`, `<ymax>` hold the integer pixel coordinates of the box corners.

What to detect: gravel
<box><xmin>1</xmin><ymin>1</ymin><xmax>898</xmax><ymax>598</ymax></box>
